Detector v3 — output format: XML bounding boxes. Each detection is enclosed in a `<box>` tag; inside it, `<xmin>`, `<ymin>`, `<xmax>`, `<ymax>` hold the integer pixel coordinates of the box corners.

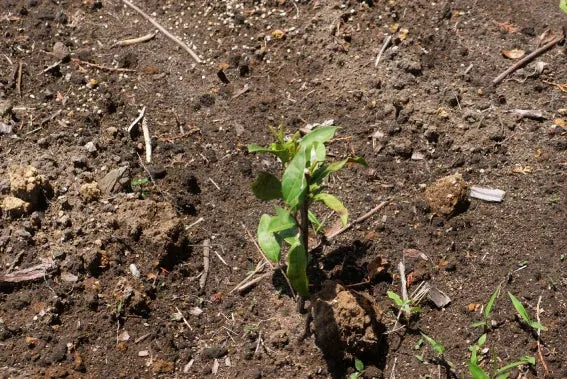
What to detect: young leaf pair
<box><xmin>249</xmin><ymin>126</ymin><xmax>367</xmax><ymax>296</ymax></box>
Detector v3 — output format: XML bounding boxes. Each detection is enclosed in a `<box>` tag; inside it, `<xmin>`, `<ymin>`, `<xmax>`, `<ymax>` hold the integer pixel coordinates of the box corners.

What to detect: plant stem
<box><xmin>297</xmin><ymin>175</ymin><xmax>310</xmax><ymax>314</ymax></box>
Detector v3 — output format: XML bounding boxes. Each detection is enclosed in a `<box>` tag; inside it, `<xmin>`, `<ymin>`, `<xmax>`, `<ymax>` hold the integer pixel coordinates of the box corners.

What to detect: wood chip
<box><xmin>470</xmin><ymin>186</ymin><xmax>506</xmax><ymax>202</ymax></box>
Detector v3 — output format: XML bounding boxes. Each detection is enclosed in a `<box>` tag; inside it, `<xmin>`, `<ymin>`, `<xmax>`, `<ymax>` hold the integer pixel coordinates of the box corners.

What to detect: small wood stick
<box><xmin>71</xmin><ymin>58</ymin><xmax>136</xmax><ymax>72</ymax></box>
<box><xmin>326</xmin><ymin>200</ymin><xmax>389</xmax><ymax>240</ymax></box>
<box><xmin>121</xmin><ymin>0</ymin><xmax>202</xmax><ymax>64</ymax></box>
<box><xmin>141</xmin><ymin>115</ymin><xmax>152</xmax><ymax>163</ymax></box>
<box><xmin>16</xmin><ymin>61</ymin><xmax>23</xmax><ymax>95</ymax></box>
<box><xmin>375</xmin><ymin>35</ymin><xmax>392</xmax><ymax>67</ymax></box>
<box><xmin>492</xmin><ymin>31</ymin><xmax>565</xmax><ymax>86</ymax></box>
<box><xmin>199</xmin><ymin>239</ymin><xmax>211</xmax><ymax>289</ymax></box>
<box><xmin>127</xmin><ymin>106</ymin><xmax>146</xmax><ymax>134</ymax></box>
<box><xmin>175</xmin><ymin>306</ymin><xmax>193</xmax><ymax>331</ymax></box>
<box><xmin>114</xmin><ymin>32</ymin><xmax>156</xmax><ymax>47</ymax></box>
<box><xmin>536</xmin><ymin>296</ymin><xmax>550</xmax><ymax>375</ymax></box>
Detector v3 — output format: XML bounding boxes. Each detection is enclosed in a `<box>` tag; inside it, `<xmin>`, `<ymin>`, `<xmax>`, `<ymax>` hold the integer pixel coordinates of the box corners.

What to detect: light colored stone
<box><xmin>1</xmin><ymin>196</ymin><xmax>31</xmax><ymax>218</ymax></box>
<box><xmin>9</xmin><ymin>165</ymin><xmax>51</xmax><ymax>209</ymax></box>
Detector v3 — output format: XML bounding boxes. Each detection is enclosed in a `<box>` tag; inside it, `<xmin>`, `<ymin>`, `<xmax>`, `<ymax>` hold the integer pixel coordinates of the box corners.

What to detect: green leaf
<box><xmin>485</xmin><ymin>283</ymin><xmax>501</xmax><ymax>318</ymax></box>
<box><xmin>286</xmin><ymin>238</ymin><xmax>309</xmax><ymax>297</ymax></box>
<box><xmin>494</xmin><ymin>356</ymin><xmax>535</xmax><ymax>376</ymax></box>
<box><xmin>299</xmin><ymin>126</ymin><xmax>339</xmax><ymax>148</ymax></box>
<box><xmin>308</xmin><ymin>210</ymin><xmax>323</xmax><ymax>232</ymax></box>
<box><xmin>311</xmin><ymin>156</ymin><xmax>367</xmax><ymax>185</ymax></box>
<box><xmin>387</xmin><ymin>291</ymin><xmax>404</xmax><ymax>307</ymax></box>
<box><xmin>420</xmin><ymin>332</ymin><xmax>445</xmax><ymax>355</ymax></box>
<box><xmin>470</xmin><ymin>321</ymin><xmax>486</xmax><ymax>328</ymax></box>
<box><xmin>247</xmin><ymin>143</ymin><xmax>272</xmax><ymax>153</ymax></box>
<box><xmin>349</xmin><ymin>374</ymin><xmax>360</xmax><ymax>379</ymax></box>
<box><xmin>251</xmin><ymin>172</ymin><xmax>282</xmax><ymax>201</ymax></box>
<box><xmin>313</xmin><ymin>193</ymin><xmax>348</xmax><ymax>226</ymax></box>
<box><xmin>257</xmin><ymin>214</ymin><xmax>281</xmax><ymax>262</ymax></box>
<box><xmin>310</xmin><ymin>142</ymin><xmax>326</xmax><ymax>164</ymax></box>
<box><xmin>348</xmin><ymin>156</ymin><xmax>369</xmax><ymax>167</ymax></box>
<box><xmin>354</xmin><ymin>359</ymin><xmax>364</xmax><ymax>372</ymax></box>
<box><xmin>131</xmin><ymin>177</ymin><xmax>149</xmax><ymax>186</ymax></box>
<box><xmin>477</xmin><ymin>334</ymin><xmax>487</xmax><ymax>347</ymax></box>
<box><xmin>508</xmin><ymin>292</ymin><xmax>547</xmax><ymax>331</ymax></box>
<box><xmin>268</xmin><ymin>207</ymin><xmax>297</xmax><ymax>233</ymax></box>
<box><xmin>281</xmin><ymin>146</ymin><xmax>307</xmax><ymax>210</ymax></box>
<box><xmin>468</xmin><ymin>361</ymin><xmax>489</xmax><ymax>379</ymax></box>
<box><xmin>561</xmin><ymin>0</ymin><xmax>567</xmax><ymax>13</ymax></box>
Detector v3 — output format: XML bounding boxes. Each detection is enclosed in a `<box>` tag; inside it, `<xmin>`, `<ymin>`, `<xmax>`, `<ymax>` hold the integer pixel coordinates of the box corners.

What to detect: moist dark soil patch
<box><xmin>1</xmin><ymin>0</ymin><xmax>566</xmax><ymax>378</ymax></box>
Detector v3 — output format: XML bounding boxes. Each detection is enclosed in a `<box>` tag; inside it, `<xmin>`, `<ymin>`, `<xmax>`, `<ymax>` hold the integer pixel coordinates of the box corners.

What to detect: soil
<box><xmin>1</xmin><ymin>0</ymin><xmax>566</xmax><ymax>378</ymax></box>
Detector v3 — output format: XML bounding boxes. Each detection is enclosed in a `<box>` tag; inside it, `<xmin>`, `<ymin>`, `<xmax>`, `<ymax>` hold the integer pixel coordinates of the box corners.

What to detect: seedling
<box><xmin>349</xmin><ymin>359</ymin><xmax>365</xmax><ymax>379</ymax></box>
<box><xmin>419</xmin><ymin>332</ymin><xmax>454</xmax><ymax>370</ymax></box>
<box><xmin>561</xmin><ymin>0</ymin><xmax>567</xmax><ymax>13</ymax></box>
<box><xmin>468</xmin><ymin>333</ymin><xmax>535</xmax><ymax>379</ymax></box>
<box><xmin>387</xmin><ymin>290</ymin><xmax>422</xmax><ymax>316</ymax></box>
<box><xmin>508</xmin><ymin>292</ymin><xmax>547</xmax><ymax>332</ymax></box>
<box><xmin>471</xmin><ymin>283</ymin><xmax>501</xmax><ymax>331</ymax></box>
<box><xmin>131</xmin><ymin>177</ymin><xmax>150</xmax><ymax>198</ymax></box>
<box><xmin>248</xmin><ymin>125</ymin><xmax>366</xmax><ymax>296</ymax></box>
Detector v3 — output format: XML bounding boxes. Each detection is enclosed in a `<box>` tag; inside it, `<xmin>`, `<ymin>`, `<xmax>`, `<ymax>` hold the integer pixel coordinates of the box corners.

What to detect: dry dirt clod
<box><xmin>311</xmin><ymin>281</ymin><xmax>383</xmax><ymax>360</ymax></box>
<box><xmin>424</xmin><ymin>173</ymin><xmax>469</xmax><ymax>216</ymax></box>
<box><xmin>8</xmin><ymin>165</ymin><xmax>52</xmax><ymax>210</ymax></box>
<box><xmin>79</xmin><ymin>182</ymin><xmax>101</xmax><ymax>202</ymax></box>
<box><xmin>1</xmin><ymin>196</ymin><xmax>31</xmax><ymax>218</ymax></box>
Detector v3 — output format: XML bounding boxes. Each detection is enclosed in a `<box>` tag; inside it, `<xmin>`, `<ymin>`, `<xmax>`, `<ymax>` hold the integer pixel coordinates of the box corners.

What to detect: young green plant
<box><xmin>468</xmin><ymin>333</ymin><xmax>535</xmax><ymax>379</ymax></box>
<box><xmin>471</xmin><ymin>283</ymin><xmax>502</xmax><ymax>331</ymax></box>
<box><xmin>508</xmin><ymin>292</ymin><xmax>547</xmax><ymax>332</ymax></box>
<box><xmin>248</xmin><ymin>126</ymin><xmax>366</xmax><ymax>296</ymax></box>
<box><xmin>349</xmin><ymin>359</ymin><xmax>365</xmax><ymax>379</ymax></box>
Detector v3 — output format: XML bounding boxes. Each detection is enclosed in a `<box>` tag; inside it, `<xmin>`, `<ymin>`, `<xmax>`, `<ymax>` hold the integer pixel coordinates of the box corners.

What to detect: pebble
<box><xmin>202</xmin><ymin>346</ymin><xmax>228</xmax><ymax>360</ymax></box>
<box><xmin>52</xmin><ymin>42</ymin><xmax>69</xmax><ymax>60</ymax></box>
<box><xmin>0</xmin><ymin>99</ymin><xmax>13</xmax><ymax>117</ymax></box>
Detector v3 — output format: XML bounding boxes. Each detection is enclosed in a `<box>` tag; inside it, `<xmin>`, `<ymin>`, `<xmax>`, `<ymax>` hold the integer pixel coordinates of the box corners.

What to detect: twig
<box><xmin>208</xmin><ymin>177</ymin><xmax>220</xmax><ymax>190</ymax></box>
<box><xmin>398</xmin><ymin>261</ymin><xmax>408</xmax><ymax>304</ymax></box>
<box><xmin>536</xmin><ymin>296</ymin><xmax>550</xmax><ymax>375</ymax></box>
<box><xmin>235</xmin><ymin>272</ymin><xmax>272</xmax><ymax>294</ymax></box>
<box><xmin>134</xmin><ymin>332</ymin><xmax>151</xmax><ymax>344</ymax></box>
<box><xmin>492</xmin><ymin>31</ymin><xmax>565</xmax><ymax>86</ymax></box>
<box><xmin>121</xmin><ymin>0</ymin><xmax>202</xmax><ymax>64</ymax></box>
<box><xmin>175</xmin><ymin>306</ymin><xmax>193</xmax><ymax>331</ymax></box>
<box><xmin>185</xmin><ymin>217</ymin><xmax>204</xmax><ymax>231</ymax></box>
<box><xmin>16</xmin><ymin>61</ymin><xmax>22</xmax><ymax>96</ymax></box>
<box><xmin>230</xmin><ymin>260</ymin><xmax>267</xmax><ymax>293</ymax></box>
<box><xmin>254</xmin><ymin>331</ymin><xmax>263</xmax><ymax>356</ymax></box>
<box><xmin>213</xmin><ymin>250</ymin><xmax>228</xmax><ymax>266</ymax></box>
<box><xmin>71</xmin><ymin>58</ymin><xmax>136</xmax><ymax>72</ymax></box>
<box><xmin>375</xmin><ymin>35</ymin><xmax>392</xmax><ymax>67</ymax></box>
<box><xmin>127</xmin><ymin>106</ymin><xmax>146</xmax><ymax>134</ymax></box>
<box><xmin>37</xmin><ymin>60</ymin><xmax>62</xmax><ymax>76</ymax></box>
<box><xmin>39</xmin><ymin>109</ymin><xmax>62</xmax><ymax>126</ymax></box>
<box><xmin>199</xmin><ymin>239</ymin><xmax>211</xmax><ymax>289</ymax></box>
<box><xmin>6</xmin><ymin>251</ymin><xmax>25</xmax><ymax>273</ymax></box>
<box><xmin>114</xmin><ymin>32</ymin><xmax>156</xmax><ymax>47</ymax></box>
<box><xmin>141</xmin><ymin>115</ymin><xmax>152</xmax><ymax>163</ymax></box>
<box><xmin>326</xmin><ymin>200</ymin><xmax>389</xmax><ymax>240</ymax></box>
<box><xmin>389</xmin><ymin>357</ymin><xmax>397</xmax><ymax>379</ymax></box>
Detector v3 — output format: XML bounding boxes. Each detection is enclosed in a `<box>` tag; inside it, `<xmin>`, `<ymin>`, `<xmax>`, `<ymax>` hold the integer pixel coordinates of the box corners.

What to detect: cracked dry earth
<box><xmin>0</xmin><ymin>0</ymin><xmax>566</xmax><ymax>378</ymax></box>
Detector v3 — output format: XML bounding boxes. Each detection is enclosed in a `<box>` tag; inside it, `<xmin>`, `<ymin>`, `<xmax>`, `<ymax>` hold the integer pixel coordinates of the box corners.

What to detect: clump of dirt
<box><xmin>311</xmin><ymin>281</ymin><xmax>384</xmax><ymax>362</ymax></box>
<box><xmin>7</xmin><ymin>165</ymin><xmax>53</xmax><ymax>210</ymax></box>
<box><xmin>423</xmin><ymin>173</ymin><xmax>469</xmax><ymax>216</ymax></box>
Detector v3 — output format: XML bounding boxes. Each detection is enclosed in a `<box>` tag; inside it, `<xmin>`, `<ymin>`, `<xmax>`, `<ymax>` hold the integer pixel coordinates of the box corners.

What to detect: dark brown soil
<box><xmin>1</xmin><ymin>0</ymin><xmax>566</xmax><ymax>378</ymax></box>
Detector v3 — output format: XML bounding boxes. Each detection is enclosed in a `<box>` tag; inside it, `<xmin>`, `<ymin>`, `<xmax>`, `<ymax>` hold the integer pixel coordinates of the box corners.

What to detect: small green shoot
<box><xmin>561</xmin><ymin>0</ymin><xmax>567</xmax><ymax>13</ymax></box>
<box><xmin>508</xmin><ymin>292</ymin><xmax>547</xmax><ymax>331</ymax></box>
<box><xmin>349</xmin><ymin>359</ymin><xmax>365</xmax><ymax>379</ymax></box>
<box><xmin>471</xmin><ymin>283</ymin><xmax>501</xmax><ymax>330</ymax></box>
<box><xmin>468</xmin><ymin>333</ymin><xmax>535</xmax><ymax>379</ymax></box>
<box><xmin>387</xmin><ymin>290</ymin><xmax>422</xmax><ymax>315</ymax></box>
<box><xmin>131</xmin><ymin>177</ymin><xmax>150</xmax><ymax>186</ymax></box>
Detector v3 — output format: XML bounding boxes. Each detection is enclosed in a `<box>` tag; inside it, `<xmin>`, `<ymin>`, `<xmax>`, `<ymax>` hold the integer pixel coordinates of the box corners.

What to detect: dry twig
<box><xmin>121</xmin><ymin>0</ymin><xmax>202</xmax><ymax>63</ymax></box>
<box><xmin>71</xmin><ymin>58</ymin><xmax>136</xmax><ymax>72</ymax></box>
<box><xmin>325</xmin><ymin>200</ymin><xmax>389</xmax><ymax>240</ymax></box>
<box><xmin>141</xmin><ymin>115</ymin><xmax>152</xmax><ymax>163</ymax></box>
<box><xmin>16</xmin><ymin>61</ymin><xmax>23</xmax><ymax>95</ymax></box>
<box><xmin>536</xmin><ymin>296</ymin><xmax>550</xmax><ymax>375</ymax></box>
<box><xmin>114</xmin><ymin>32</ymin><xmax>156</xmax><ymax>47</ymax></box>
<box><xmin>493</xmin><ymin>30</ymin><xmax>565</xmax><ymax>86</ymax></box>
<box><xmin>375</xmin><ymin>35</ymin><xmax>392</xmax><ymax>67</ymax></box>
<box><xmin>199</xmin><ymin>239</ymin><xmax>211</xmax><ymax>289</ymax></box>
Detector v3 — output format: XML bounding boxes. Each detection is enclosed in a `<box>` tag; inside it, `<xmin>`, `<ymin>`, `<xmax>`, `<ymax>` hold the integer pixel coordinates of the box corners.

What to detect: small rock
<box><xmin>50</xmin><ymin>343</ymin><xmax>68</xmax><ymax>363</ymax></box>
<box><xmin>106</xmin><ymin>126</ymin><xmax>118</xmax><ymax>136</ymax></box>
<box><xmin>269</xmin><ymin>330</ymin><xmax>289</xmax><ymax>348</ymax></box>
<box><xmin>52</xmin><ymin>42</ymin><xmax>69</xmax><ymax>60</ymax></box>
<box><xmin>151</xmin><ymin>359</ymin><xmax>174</xmax><ymax>374</ymax></box>
<box><xmin>98</xmin><ymin>166</ymin><xmax>129</xmax><ymax>194</ymax></box>
<box><xmin>363</xmin><ymin>365</ymin><xmax>383</xmax><ymax>379</ymax></box>
<box><xmin>72</xmin><ymin>155</ymin><xmax>87</xmax><ymax>168</ymax></box>
<box><xmin>424</xmin><ymin>173</ymin><xmax>469</xmax><ymax>216</ymax></box>
<box><xmin>387</xmin><ymin>137</ymin><xmax>413</xmax><ymax>158</ymax></box>
<box><xmin>1</xmin><ymin>196</ymin><xmax>32</xmax><ymax>218</ymax></box>
<box><xmin>84</xmin><ymin>141</ymin><xmax>97</xmax><ymax>153</ymax></box>
<box><xmin>37</xmin><ymin>138</ymin><xmax>49</xmax><ymax>148</ymax></box>
<box><xmin>0</xmin><ymin>99</ymin><xmax>13</xmax><ymax>117</ymax></box>
<box><xmin>202</xmin><ymin>346</ymin><xmax>228</xmax><ymax>360</ymax></box>
<box><xmin>79</xmin><ymin>182</ymin><xmax>101</xmax><ymax>202</ymax></box>
<box><xmin>0</xmin><ymin>123</ymin><xmax>13</xmax><ymax>135</ymax></box>
<box><xmin>199</xmin><ymin>93</ymin><xmax>216</xmax><ymax>107</ymax></box>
